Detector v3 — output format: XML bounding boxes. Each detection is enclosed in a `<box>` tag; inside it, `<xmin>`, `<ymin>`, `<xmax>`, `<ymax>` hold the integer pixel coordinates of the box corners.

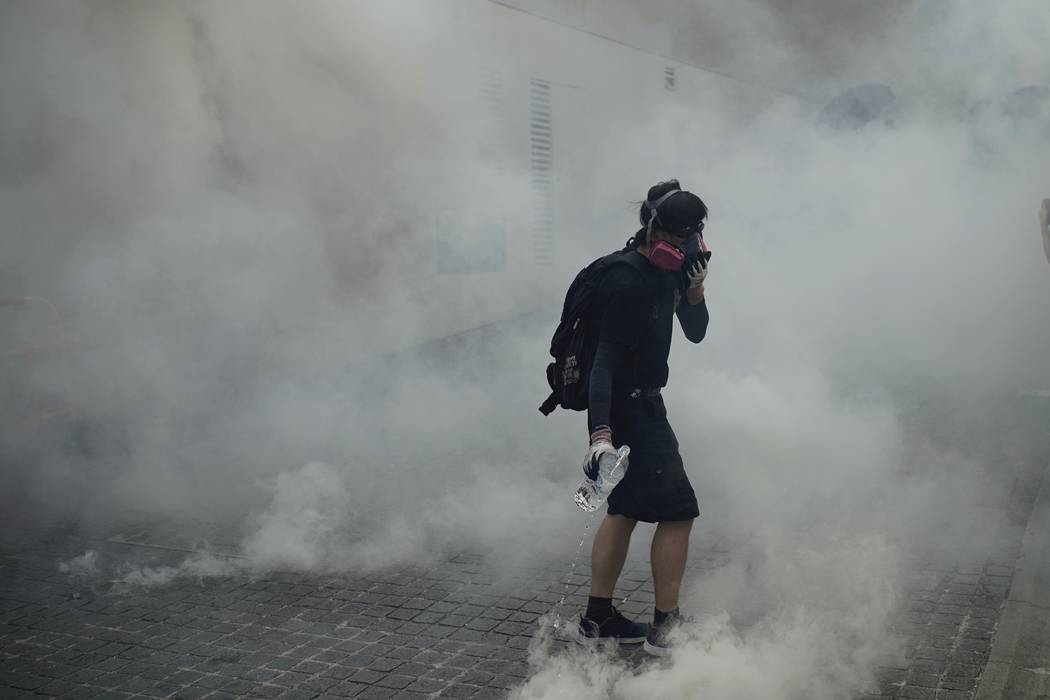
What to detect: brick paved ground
<box><xmin>2</xmin><ymin>401</ymin><xmax>1047</xmax><ymax>699</ymax></box>
<box><xmin>0</xmin><ymin>503</ymin><xmax>1038</xmax><ymax>700</ymax></box>
<box><xmin>861</xmin><ymin>518</ymin><xmax>1033</xmax><ymax>699</ymax></box>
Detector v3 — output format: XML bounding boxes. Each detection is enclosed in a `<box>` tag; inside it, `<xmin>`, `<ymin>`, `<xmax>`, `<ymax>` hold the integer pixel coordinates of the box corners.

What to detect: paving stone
<box><xmin>343</xmin><ymin>652</ymin><xmax>379</xmax><ymax>668</ymax></box>
<box><xmin>318</xmin><ymin>664</ymin><xmax>357</xmax><ymax>680</ymax></box>
<box><xmin>166</xmin><ymin>667</ymin><xmax>203</xmax><ymax>684</ymax></box>
<box><xmin>351</xmin><ymin>687</ymin><xmax>397</xmax><ymax>699</ymax></box>
<box><xmin>466</xmin><ymin>687</ymin><xmax>507</xmax><ymax>700</ymax></box>
<box><xmin>300</xmin><ymin>676</ymin><xmax>342</xmax><ymax>693</ymax></box>
<box><xmin>272</xmin><ymin>669</ymin><xmax>315</xmax><ymax>687</ymax></box>
<box><xmin>488</xmin><ymin>674</ymin><xmax>517</xmax><ymax>689</ymax></box>
<box><xmin>425</xmin><ymin>666</ymin><xmax>465</xmax><ymax>682</ymax></box>
<box><xmin>142</xmin><ymin>681</ymin><xmax>183</xmax><ymax>697</ymax></box>
<box><xmin>374</xmin><ymin>673</ymin><xmax>414</xmax><ymax>689</ymax></box>
<box><xmin>384</xmin><ymin>645</ymin><xmax>420</xmax><ymax>660</ymax></box>
<box><xmin>395</xmin><ymin>621</ymin><xmax>429</xmax><ymax>635</ymax></box>
<box><xmin>906</xmin><ymin>672</ymin><xmax>940</xmax><ymax>688</ymax></box>
<box><xmin>64</xmin><ymin>685</ymin><xmax>106</xmax><ymax>700</ymax></box>
<box><xmin>944</xmin><ymin>663</ymin><xmax>980</xmax><ymax>679</ymax></box>
<box><xmin>438</xmin><ymin>684</ymin><xmax>481</xmax><ymax>698</ymax></box>
<box><xmin>407</xmin><ymin>677</ymin><xmax>448</xmax><ymax>694</ymax></box>
<box><xmin>64</xmin><ymin>666</ymin><xmax>107</xmax><ymax>683</ymax></box>
<box><xmin>222</xmin><ymin>677</ymin><xmax>265</xmax><ymax>694</ymax></box>
<box><xmin>457</xmin><ymin>670</ymin><xmax>496</xmax><ymax>686</ymax></box>
<box><xmin>33</xmin><ymin>677</ymin><xmax>78</xmax><ymax>696</ymax></box>
<box><xmin>413</xmin><ymin>650</ymin><xmax>453</xmax><ymax>666</ymax></box>
<box><xmin>274</xmin><ymin>690</ymin><xmax>320</xmax><ymax>700</ymax></box>
<box><xmin>308</xmin><ymin>649</ymin><xmax>345</xmax><ymax>663</ymax></box>
<box><xmin>403</xmin><ymin>608</ymin><xmax>445</xmax><ymax>625</ymax></box>
<box><xmin>394</xmin><ymin>661</ymin><xmax>431</xmax><ymax>677</ymax></box>
<box><xmin>367</xmin><ymin>657</ymin><xmax>403</xmax><ymax>673</ymax></box>
<box><xmin>327</xmin><ymin>680</ymin><xmax>369</xmax><ymax>697</ymax></box>
<box><xmin>348</xmin><ymin>668</ymin><xmax>386</xmax><ymax>685</ymax></box>
<box><xmin>292</xmin><ymin>659</ymin><xmax>329</xmax><ymax>675</ymax></box>
<box><xmin>422</xmin><ymin>625</ymin><xmax>458</xmax><ymax>639</ymax></box>
<box><xmin>939</xmin><ymin>675</ymin><xmax>977</xmax><ymax>691</ymax></box>
<box><xmin>266</xmin><ymin>656</ymin><xmax>302</xmax><ymax>670</ymax></box>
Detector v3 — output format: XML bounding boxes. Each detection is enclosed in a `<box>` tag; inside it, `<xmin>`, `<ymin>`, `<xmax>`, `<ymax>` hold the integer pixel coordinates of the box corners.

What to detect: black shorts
<box><xmin>605</xmin><ymin>393</ymin><xmax>700</xmax><ymax>523</ymax></box>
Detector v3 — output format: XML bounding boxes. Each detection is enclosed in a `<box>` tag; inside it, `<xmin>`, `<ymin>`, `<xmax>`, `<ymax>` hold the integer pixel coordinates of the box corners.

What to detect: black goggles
<box><xmin>670</xmin><ymin>221</ymin><xmax>705</xmax><ymax>238</ymax></box>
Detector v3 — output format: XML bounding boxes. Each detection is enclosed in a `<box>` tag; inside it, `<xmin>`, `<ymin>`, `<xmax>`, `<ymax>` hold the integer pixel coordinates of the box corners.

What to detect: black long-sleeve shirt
<box><xmin>587</xmin><ymin>251</ymin><xmax>709</xmax><ymax>432</ymax></box>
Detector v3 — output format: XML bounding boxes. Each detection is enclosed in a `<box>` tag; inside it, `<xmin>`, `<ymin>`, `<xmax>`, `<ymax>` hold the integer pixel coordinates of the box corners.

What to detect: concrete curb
<box><xmin>975</xmin><ymin>456</ymin><xmax>1050</xmax><ymax>700</ymax></box>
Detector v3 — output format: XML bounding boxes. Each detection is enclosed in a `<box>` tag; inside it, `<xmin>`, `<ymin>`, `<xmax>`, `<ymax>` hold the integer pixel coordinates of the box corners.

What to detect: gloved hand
<box><xmin>583</xmin><ymin>426</ymin><xmax>616</xmax><ymax>481</ymax></box>
<box><xmin>685</xmin><ymin>253</ymin><xmax>709</xmax><ymax>290</ymax></box>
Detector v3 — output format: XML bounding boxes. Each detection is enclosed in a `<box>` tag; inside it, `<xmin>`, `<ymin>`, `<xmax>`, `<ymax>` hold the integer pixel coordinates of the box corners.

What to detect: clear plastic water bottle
<box><xmin>573</xmin><ymin>446</ymin><xmax>630</xmax><ymax>512</ymax></box>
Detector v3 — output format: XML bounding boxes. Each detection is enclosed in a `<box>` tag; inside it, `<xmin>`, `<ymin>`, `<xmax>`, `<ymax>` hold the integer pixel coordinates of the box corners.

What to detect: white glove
<box><xmin>685</xmin><ymin>256</ymin><xmax>708</xmax><ymax>289</ymax></box>
<box><xmin>584</xmin><ymin>426</ymin><xmax>616</xmax><ymax>481</ymax></box>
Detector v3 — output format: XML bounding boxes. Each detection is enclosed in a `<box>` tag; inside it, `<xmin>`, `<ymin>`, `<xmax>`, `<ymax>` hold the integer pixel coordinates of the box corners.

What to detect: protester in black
<box><xmin>578</xmin><ymin>180</ymin><xmax>710</xmax><ymax>656</ymax></box>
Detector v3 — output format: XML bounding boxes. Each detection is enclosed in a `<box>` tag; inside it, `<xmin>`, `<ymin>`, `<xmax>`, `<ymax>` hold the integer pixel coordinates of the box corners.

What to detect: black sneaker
<box><xmin>577</xmin><ymin>607</ymin><xmax>648</xmax><ymax>644</ymax></box>
<box><xmin>643</xmin><ymin>609</ymin><xmax>687</xmax><ymax>657</ymax></box>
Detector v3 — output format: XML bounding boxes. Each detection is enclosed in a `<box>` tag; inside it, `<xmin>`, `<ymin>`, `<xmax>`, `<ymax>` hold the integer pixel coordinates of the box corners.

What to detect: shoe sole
<box><xmin>643</xmin><ymin>640</ymin><xmax>672</xmax><ymax>657</ymax></box>
<box><xmin>613</xmin><ymin>636</ymin><xmax>646</xmax><ymax>644</ymax></box>
<box><xmin>575</xmin><ymin>635</ymin><xmax>646</xmax><ymax>646</ymax></box>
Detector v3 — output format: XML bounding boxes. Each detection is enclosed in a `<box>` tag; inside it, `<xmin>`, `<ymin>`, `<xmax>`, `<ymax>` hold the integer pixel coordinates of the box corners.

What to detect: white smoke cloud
<box><xmin>241</xmin><ymin>455</ymin><xmax>574</xmax><ymax>574</ymax></box>
<box><xmin>6</xmin><ymin>3</ymin><xmax>1050</xmax><ymax>700</ymax></box>
<box><xmin>115</xmin><ymin>550</ymin><xmax>240</xmax><ymax>589</ymax></box>
<box><xmin>519</xmin><ymin>543</ymin><xmax>898</xmax><ymax>700</ymax></box>
<box><xmin>57</xmin><ymin>548</ymin><xmax>240</xmax><ymax>590</ymax></box>
<box><xmin>57</xmin><ymin>549</ymin><xmax>100</xmax><ymax>579</ymax></box>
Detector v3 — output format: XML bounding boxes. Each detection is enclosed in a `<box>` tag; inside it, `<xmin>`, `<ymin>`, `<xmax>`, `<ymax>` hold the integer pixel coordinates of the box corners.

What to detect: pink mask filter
<box><xmin>649</xmin><ymin>241</ymin><xmax>686</xmax><ymax>271</ymax></box>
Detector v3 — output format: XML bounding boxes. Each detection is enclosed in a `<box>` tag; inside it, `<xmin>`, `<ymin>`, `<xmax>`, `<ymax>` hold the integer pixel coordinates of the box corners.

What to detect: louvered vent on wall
<box><xmin>529</xmin><ymin>79</ymin><xmax>554</xmax><ymax>266</ymax></box>
<box><xmin>665</xmin><ymin>66</ymin><xmax>676</xmax><ymax>91</ymax></box>
<box><xmin>478</xmin><ymin>69</ymin><xmax>503</xmax><ymax>162</ymax></box>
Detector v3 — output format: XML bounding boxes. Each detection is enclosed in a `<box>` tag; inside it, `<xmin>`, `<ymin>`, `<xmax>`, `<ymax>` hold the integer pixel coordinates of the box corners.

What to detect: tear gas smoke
<box><xmin>4</xmin><ymin>2</ymin><xmax>1050</xmax><ymax>699</ymax></box>
<box><xmin>57</xmin><ymin>549</ymin><xmax>100</xmax><ymax>579</ymax></box>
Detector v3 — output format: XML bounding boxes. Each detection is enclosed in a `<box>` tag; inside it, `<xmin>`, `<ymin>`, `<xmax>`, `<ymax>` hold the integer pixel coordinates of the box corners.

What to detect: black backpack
<box><xmin>539</xmin><ymin>250</ymin><xmax>647</xmax><ymax>415</ymax></box>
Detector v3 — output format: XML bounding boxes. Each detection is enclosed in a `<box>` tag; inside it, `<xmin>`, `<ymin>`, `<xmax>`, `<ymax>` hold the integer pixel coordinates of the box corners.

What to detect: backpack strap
<box><xmin>538</xmin><ymin>392</ymin><xmax>559</xmax><ymax>416</ymax></box>
<box><xmin>603</xmin><ymin>249</ymin><xmax>649</xmax><ymax>285</ymax></box>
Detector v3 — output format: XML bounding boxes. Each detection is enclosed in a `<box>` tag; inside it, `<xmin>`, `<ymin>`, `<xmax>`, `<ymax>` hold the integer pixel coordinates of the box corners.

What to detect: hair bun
<box><xmin>639</xmin><ymin>179</ymin><xmax>708</xmax><ymax>233</ymax></box>
<box><xmin>646</xmin><ymin>179</ymin><xmax>680</xmax><ymax>202</ymax></box>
